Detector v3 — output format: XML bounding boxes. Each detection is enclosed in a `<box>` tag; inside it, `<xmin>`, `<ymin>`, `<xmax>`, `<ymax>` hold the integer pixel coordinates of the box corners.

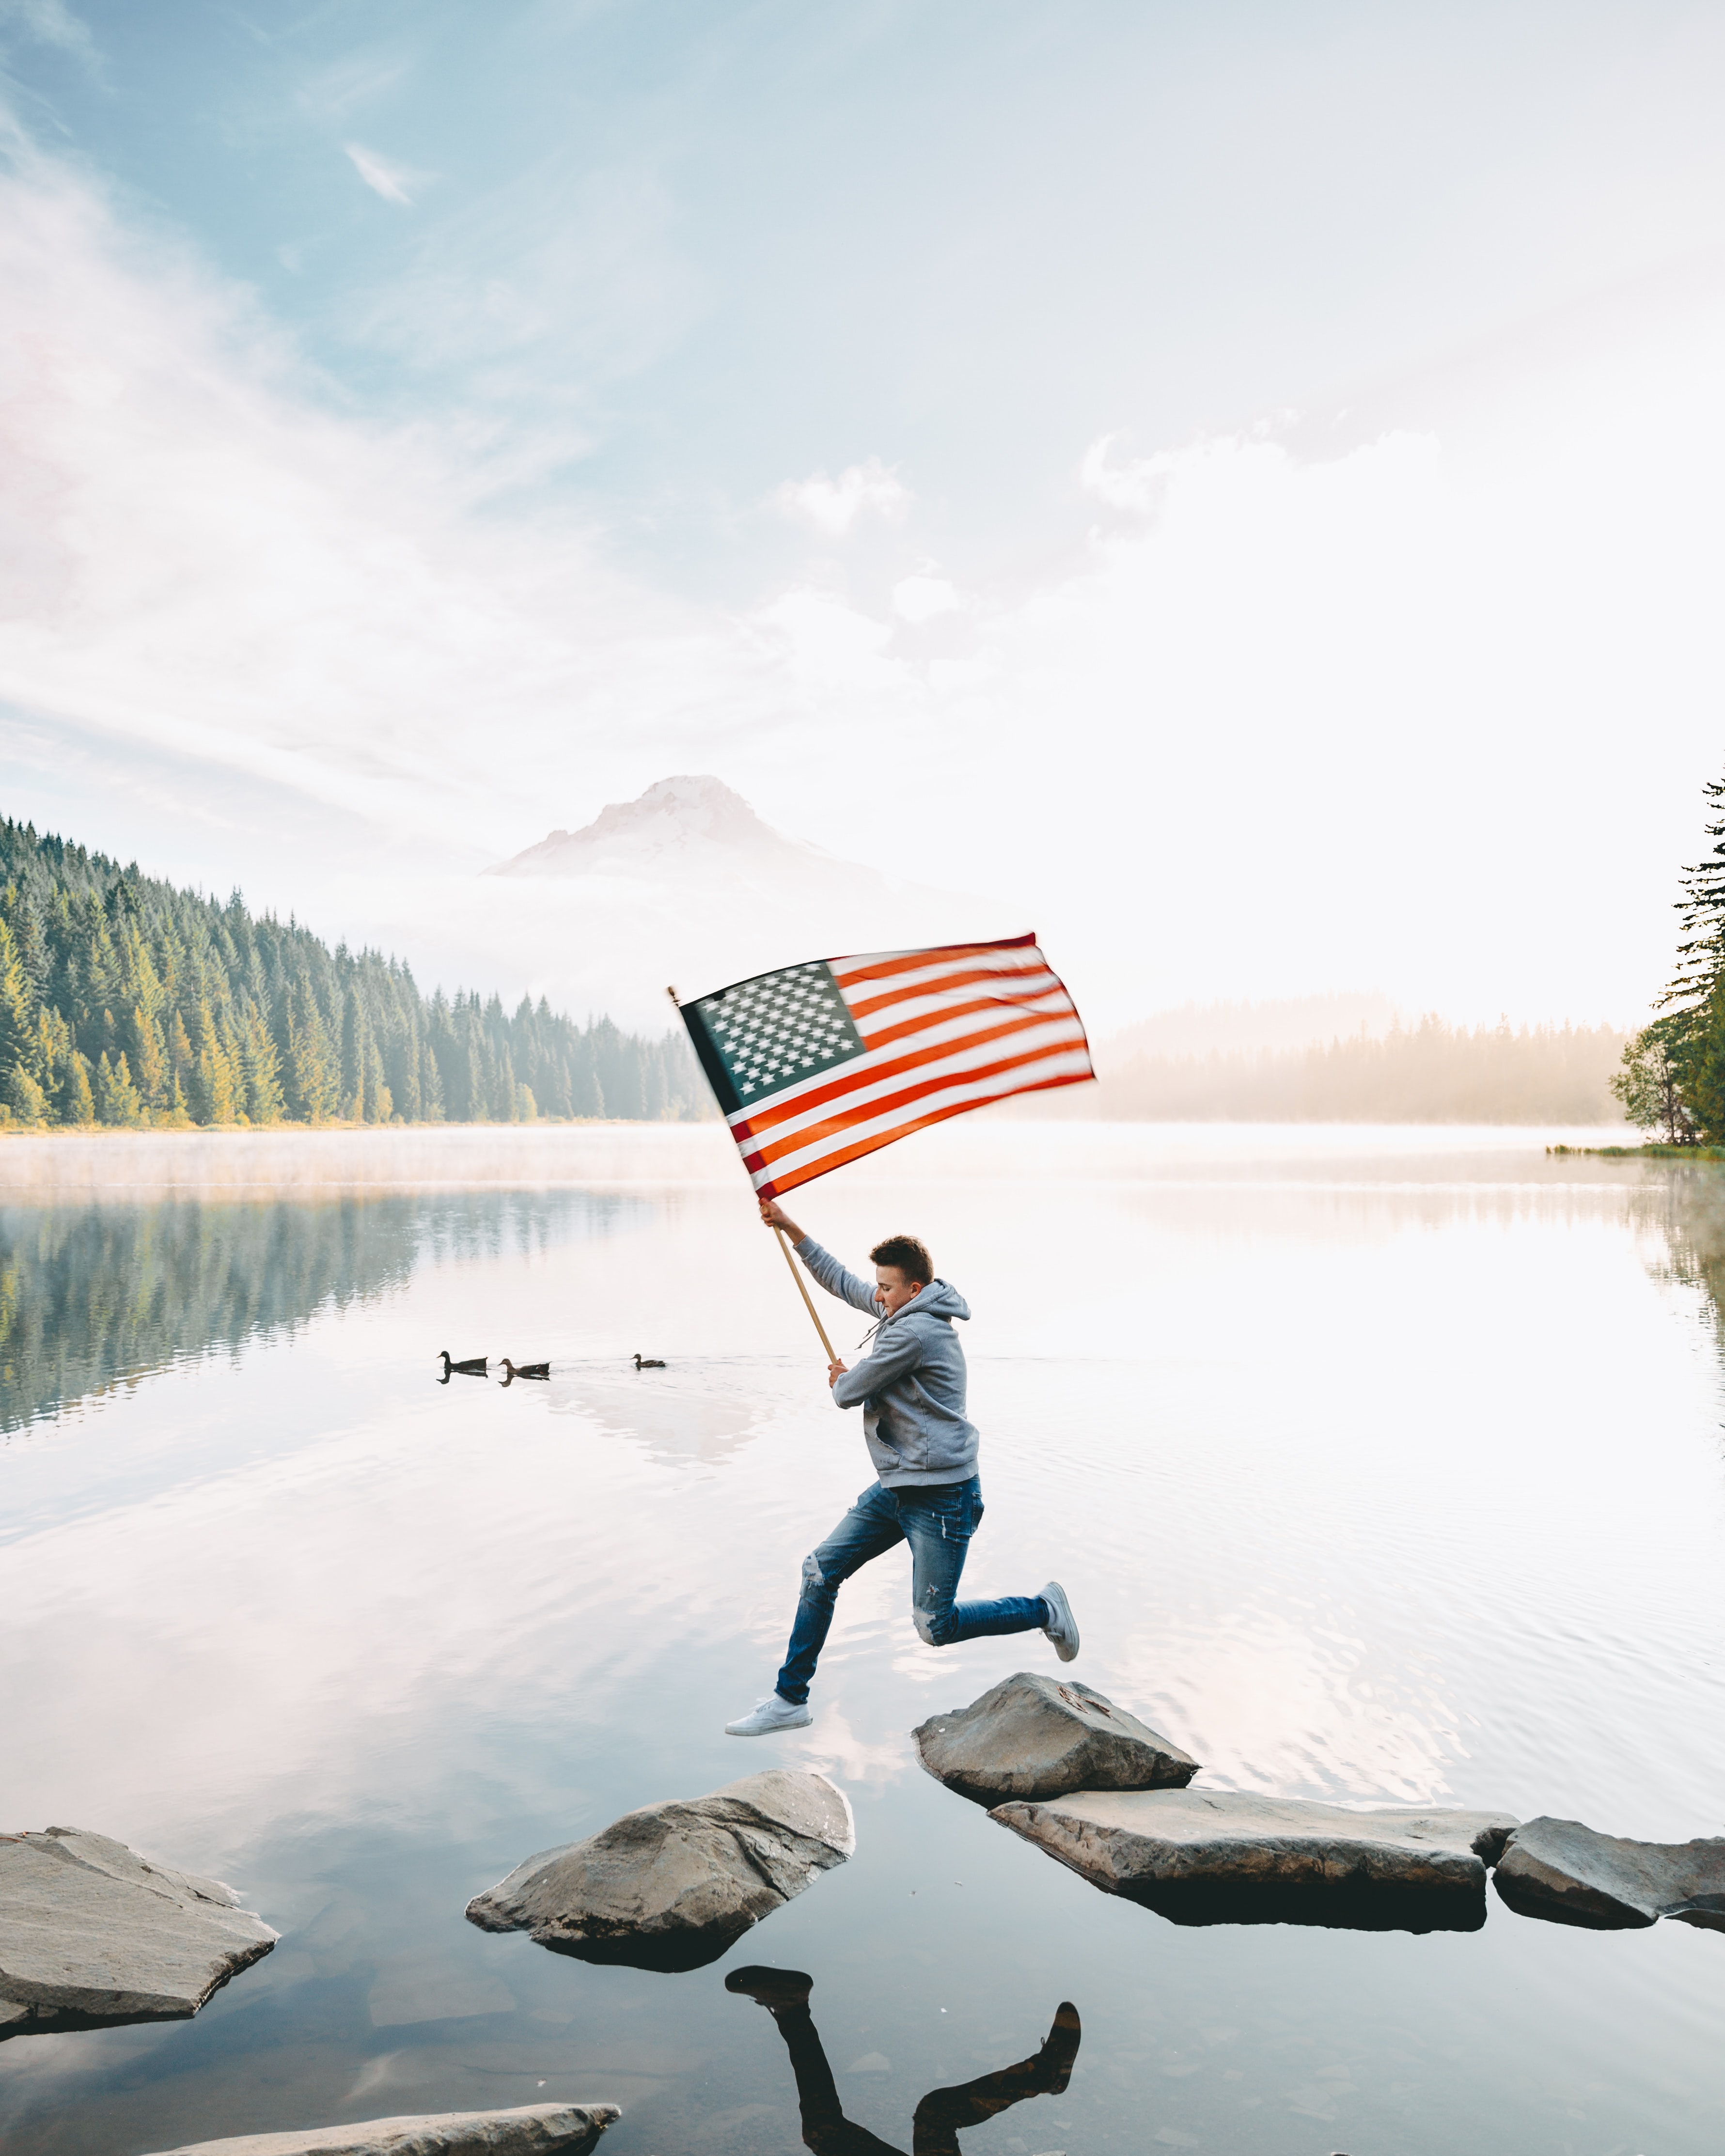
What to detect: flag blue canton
<box><xmin>690</xmin><ymin>961</ymin><xmax>867</xmax><ymax>1111</ymax></box>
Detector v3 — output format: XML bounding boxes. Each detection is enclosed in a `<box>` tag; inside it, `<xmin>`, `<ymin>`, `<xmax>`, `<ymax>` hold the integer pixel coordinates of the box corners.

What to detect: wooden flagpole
<box><xmin>669</xmin><ymin>985</ymin><xmax>838</xmax><ymax>1363</ymax></box>
<box><xmin>772</xmin><ymin>1224</ymin><xmax>838</xmax><ymax>1361</ymax></box>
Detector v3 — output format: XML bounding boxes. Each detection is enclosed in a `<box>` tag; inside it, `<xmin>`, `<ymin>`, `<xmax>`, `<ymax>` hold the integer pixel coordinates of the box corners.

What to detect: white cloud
<box><xmin>344</xmin><ymin>143</ymin><xmax>424</xmax><ymax>207</ymax></box>
<box><xmin>0</xmin><ymin>0</ymin><xmax>94</xmax><ymax>60</ymax></box>
<box><xmin>5</xmin><ymin>141</ymin><xmax>1725</xmax><ymax>1036</ymax></box>
<box><xmin>771</xmin><ymin>455</ymin><xmax>910</xmax><ymax>537</ymax></box>
<box><xmin>0</xmin><ymin>153</ymin><xmax>735</xmax><ymax>873</ymax></box>
<box><xmin>890</xmin><ymin>568</ymin><xmax>960</xmax><ymax>624</ymax></box>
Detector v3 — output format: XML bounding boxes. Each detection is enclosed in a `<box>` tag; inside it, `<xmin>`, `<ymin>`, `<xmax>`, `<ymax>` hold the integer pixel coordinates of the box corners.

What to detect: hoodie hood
<box><xmin>898</xmin><ymin>1278</ymin><xmax>969</xmax><ymax>1325</ymax></box>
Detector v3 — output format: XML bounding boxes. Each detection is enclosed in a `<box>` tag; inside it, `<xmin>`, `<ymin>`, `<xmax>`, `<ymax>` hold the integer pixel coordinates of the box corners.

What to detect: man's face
<box><xmin>875</xmin><ymin>1265</ymin><xmax>923</xmax><ymax>1317</ymax></box>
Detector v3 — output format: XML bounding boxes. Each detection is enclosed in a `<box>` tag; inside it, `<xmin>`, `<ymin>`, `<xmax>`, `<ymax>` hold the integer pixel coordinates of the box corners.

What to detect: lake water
<box><xmin>2</xmin><ymin>1123</ymin><xmax>1724</xmax><ymax>2156</ymax></box>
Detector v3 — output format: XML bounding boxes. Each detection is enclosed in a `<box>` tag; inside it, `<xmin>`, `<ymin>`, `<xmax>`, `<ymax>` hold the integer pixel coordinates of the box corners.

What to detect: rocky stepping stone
<box><xmin>914</xmin><ymin>1672</ymin><xmax>1199</xmax><ymax>1804</ymax></box>
<box><xmin>1</xmin><ymin>1827</ymin><xmax>276</xmax><ymax>2038</ymax></box>
<box><xmin>465</xmin><ymin>1769</ymin><xmax>853</xmax><ymax>1973</ymax></box>
<box><xmin>140</xmin><ymin>2105</ymin><xmax>620</xmax><ymax>2155</ymax></box>
<box><xmin>993</xmin><ymin>1788</ymin><xmax>1519</xmax><ymax>1932</ymax></box>
<box><xmin>1494</xmin><ymin>1816</ymin><xmax>1725</xmax><ymax>1930</ymax></box>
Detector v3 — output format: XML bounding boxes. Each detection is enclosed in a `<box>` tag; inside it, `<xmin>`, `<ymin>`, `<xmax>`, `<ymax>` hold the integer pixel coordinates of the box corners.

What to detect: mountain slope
<box><xmin>470</xmin><ymin>774</ymin><xmax>1000</xmax><ymax>1018</ymax></box>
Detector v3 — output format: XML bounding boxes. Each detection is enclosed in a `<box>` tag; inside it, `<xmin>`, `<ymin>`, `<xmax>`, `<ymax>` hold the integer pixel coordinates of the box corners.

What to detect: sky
<box><xmin>4</xmin><ymin>0</ymin><xmax>1725</xmax><ymax>1033</ymax></box>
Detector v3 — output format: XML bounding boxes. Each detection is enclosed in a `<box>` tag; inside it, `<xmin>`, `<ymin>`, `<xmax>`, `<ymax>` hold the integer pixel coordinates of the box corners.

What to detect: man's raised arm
<box><xmin>758</xmin><ymin>1198</ymin><xmax>880</xmax><ymax>1316</ymax></box>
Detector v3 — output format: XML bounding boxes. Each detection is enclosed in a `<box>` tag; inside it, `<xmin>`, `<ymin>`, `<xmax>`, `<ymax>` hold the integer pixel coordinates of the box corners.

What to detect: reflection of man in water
<box><xmin>727</xmin><ymin>1965</ymin><xmax>1081</xmax><ymax>2156</ymax></box>
<box><xmin>725</xmin><ymin>1200</ymin><xmax>1080</xmax><ymax>1737</ymax></box>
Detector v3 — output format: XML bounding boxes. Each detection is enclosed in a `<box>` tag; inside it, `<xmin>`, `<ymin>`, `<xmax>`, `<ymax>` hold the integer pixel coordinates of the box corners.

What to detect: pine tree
<box><xmin>96</xmin><ymin>1050</ymin><xmax>143</xmax><ymax>1126</ymax></box>
<box><xmin>64</xmin><ymin>1051</ymin><xmax>96</xmax><ymax>1126</ymax></box>
<box><xmin>1621</xmin><ymin>771</ymin><xmax>1725</xmax><ymax>1142</ymax></box>
<box><xmin>169</xmin><ymin>1010</ymin><xmax>195</xmax><ymax>1096</ymax></box>
<box><xmin>240</xmin><ymin>1003</ymin><xmax>285</xmax><ymax>1124</ymax></box>
<box><xmin>285</xmin><ymin>980</ymin><xmax>340</xmax><ymax>1122</ymax></box>
<box><xmin>1667</xmin><ymin>774</ymin><xmax>1725</xmax><ymax>1013</ymax></box>
<box><xmin>0</xmin><ymin>916</ymin><xmax>34</xmax><ymax>1083</ymax></box>
<box><xmin>5</xmin><ymin>1064</ymin><xmax>48</xmax><ymax>1123</ymax></box>
<box><xmin>130</xmin><ymin>1006</ymin><xmax>168</xmax><ymax>1115</ymax></box>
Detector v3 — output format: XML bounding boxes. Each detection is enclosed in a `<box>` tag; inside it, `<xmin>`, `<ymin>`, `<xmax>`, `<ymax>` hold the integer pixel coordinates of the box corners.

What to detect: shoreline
<box><xmin>0</xmin><ymin>1120</ymin><xmax>1649</xmax><ymax>1201</ymax></box>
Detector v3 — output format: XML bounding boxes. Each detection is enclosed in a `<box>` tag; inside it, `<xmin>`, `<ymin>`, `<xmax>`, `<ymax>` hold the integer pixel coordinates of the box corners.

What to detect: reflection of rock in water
<box><xmin>0</xmin><ymin>1190</ymin><xmax>639</xmax><ymax>1437</ymax></box>
<box><xmin>147</xmin><ymin>2102</ymin><xmax>621</xmax><ymax>2154</ymax></box>
<box><xmin>726</xmin><ymin>1966</ymin><xmax>1080</xmax><ymax>2156</ymax></box>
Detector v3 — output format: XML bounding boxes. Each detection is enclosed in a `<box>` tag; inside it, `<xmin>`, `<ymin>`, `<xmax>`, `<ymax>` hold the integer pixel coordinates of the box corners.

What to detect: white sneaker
<box><xmin>1040</xmin><ymin>1580</ymin><xmax>1080</xmax><ymax>1662</ymax></box>
<box><xmin>725</xmin><ymin>1693</ymin><xmax>814</xmax><ymax>1736</ymax></box>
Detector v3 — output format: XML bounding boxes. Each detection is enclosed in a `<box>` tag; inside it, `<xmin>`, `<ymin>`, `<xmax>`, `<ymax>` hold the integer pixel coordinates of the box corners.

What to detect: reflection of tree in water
<box><xmin>0</xmin><ymin>1190</ymin><xmax>634</xmax><ymax>1436</ymax></box>
<box><xmin>1641</xmin><ymin>1164</ymin><xmax>1725</xmax><ymax>1372</ymax></box>
<box><xmin>726</xmin><ymin>1967</ymin><xmax>1079</xmax><ymax>2156</ymax></box>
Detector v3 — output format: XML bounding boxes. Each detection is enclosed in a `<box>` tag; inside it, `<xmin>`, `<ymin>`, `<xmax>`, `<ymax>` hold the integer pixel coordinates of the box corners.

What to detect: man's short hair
<box><xmin>871</xmin><ymin>1233</ymin><xmax>932</xmax><ymax>1285</ymax></box>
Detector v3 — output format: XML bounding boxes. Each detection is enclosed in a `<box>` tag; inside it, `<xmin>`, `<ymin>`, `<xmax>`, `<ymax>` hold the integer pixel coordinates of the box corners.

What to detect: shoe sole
<box><xmin>1042</xmin><ymin>1580</ymin><xmax>1080</xmax><ymax>1662</ymax></box>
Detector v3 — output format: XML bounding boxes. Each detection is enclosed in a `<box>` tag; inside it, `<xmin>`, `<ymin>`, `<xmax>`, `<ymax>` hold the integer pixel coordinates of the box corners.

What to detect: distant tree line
<box><xmin>1612</xmin><ymin>773</ymin><xmax>1725</xmax><ymax>1144</ymax></box>
<box><xmin>1030</xmin><ymin>1016</ymin><xmax>1625</xmax><ymax>1124</ymax></box>
<box><xmin>0</xmin><ymin>817</ymin><xmax>709</xmax><ymax>1129</ymax></box>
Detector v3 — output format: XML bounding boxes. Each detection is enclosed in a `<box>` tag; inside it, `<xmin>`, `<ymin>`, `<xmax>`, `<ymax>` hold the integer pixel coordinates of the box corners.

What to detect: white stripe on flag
<box><xmin>728</xmin><ymin>1011</ymin><xmax>1088</xmax><ymax>1139</ymax></box>
<box><xmin>744</xmin><ymin>1045</ymin><xmax>1096</xmax><ymax>1188</ymax></box>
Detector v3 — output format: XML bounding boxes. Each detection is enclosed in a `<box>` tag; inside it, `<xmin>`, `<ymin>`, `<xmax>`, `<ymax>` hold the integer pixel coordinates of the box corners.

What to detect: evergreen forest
<box><xmin>0</xmin><ymin>818</ymin><xmax>709</xmax><ymax>1129</ymax></box>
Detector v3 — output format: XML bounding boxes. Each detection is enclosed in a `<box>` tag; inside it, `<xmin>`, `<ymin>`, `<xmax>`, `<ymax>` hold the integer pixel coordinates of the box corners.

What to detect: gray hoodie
<box><xmin>795</xmin><ymin>1237</ymin><xmax>978</xmax><ymax>1488</ymax></box>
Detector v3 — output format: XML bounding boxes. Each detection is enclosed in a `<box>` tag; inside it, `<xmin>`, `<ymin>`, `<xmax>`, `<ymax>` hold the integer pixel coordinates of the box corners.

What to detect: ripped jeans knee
<box><xmin>913</xmin><ymin>1583</ymin><xmax>961</xmax><ymax>1647</ymax></box>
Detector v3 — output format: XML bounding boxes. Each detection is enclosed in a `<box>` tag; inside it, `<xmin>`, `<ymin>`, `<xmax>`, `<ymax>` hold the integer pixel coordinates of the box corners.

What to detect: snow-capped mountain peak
<box><xmin>487</xmin><ymin>775</ymin><xmax>821</xmax><ymax>879</ymax></box>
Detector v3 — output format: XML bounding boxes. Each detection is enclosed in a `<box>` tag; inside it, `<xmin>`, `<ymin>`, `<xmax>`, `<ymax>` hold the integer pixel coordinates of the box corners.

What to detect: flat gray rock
<box><xmin>1494</xmin><ymin>1816</ymin><xmax>1725</xmax><ymax>1931</ymax></box>
<box><xmin>139</xmin><ymin>2104</ymin><xmax>620</xmax><ymax>2156</ymax></box>
<box><xmin>1</xmin><ymin>1827</ymin><xmax>277</xmax><ymax>2038</ymax></box>
<box><xmin>914</xmin><ymin>1672</ymin><xmax>1199</xmax><ymax>1804</ymax></box>
<box><xmin>993</xmin><ymin>1789</ymin><xmax>1518</xmax><ymax>1931</ymax></box>
<box><xmin>466</xmin><ymin>1770</ymin><xmax>854</xmax><ymax>1972</ymax></box>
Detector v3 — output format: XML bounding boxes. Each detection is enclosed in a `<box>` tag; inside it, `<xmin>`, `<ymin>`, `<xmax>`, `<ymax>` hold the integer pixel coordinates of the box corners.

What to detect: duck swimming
<box><xmin>500</xmin><ymin>1359</ymin><xmax>550</xmax><ymax>1382</ymax></box>
<box><xmin>439</xmin><ymin>1351</ymin><xmax>488</xmax><ymax>1376</ymax></box>
<box><xmin>633</xmin><ymin>1353</ymin><xmax>666</xmax><ymax>1369</ymax></box>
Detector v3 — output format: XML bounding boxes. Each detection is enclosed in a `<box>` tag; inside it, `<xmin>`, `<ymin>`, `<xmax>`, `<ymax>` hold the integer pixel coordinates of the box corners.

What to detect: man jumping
<box><xmin>725</xmin><ymin>1199</ymin><xmax>1079</xmax><ymax>1737</ymax></box>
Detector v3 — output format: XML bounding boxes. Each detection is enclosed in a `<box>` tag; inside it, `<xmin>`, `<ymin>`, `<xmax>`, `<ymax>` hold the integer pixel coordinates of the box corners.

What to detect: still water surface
<box><xmin>1</xmin><ymin>1124</ymin><xmax>1723</xmax><ymax>2154</ymax></box>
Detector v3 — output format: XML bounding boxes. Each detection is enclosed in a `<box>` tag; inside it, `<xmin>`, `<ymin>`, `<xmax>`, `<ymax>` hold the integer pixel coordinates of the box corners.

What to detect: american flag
<box><xmin>677</xmin><ymin>935</ymin><xmax>1094</xmax><ymax>1197</ymax></box>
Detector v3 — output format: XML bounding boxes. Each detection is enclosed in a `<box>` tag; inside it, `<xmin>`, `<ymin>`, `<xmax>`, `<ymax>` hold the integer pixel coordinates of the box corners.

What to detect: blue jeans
<box><xmin>775</xmin><ymin>1476</ymin><xmax>1049</xmax><ymax>1706</ymax></box>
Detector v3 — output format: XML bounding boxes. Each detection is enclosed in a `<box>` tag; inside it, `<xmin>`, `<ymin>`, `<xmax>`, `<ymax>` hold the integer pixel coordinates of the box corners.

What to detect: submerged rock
<box><xmin>0</xmin><ymin>1827</ymin><xmax>276</xmax><ymax>2039</ymax></box>
<box><xmin>141</xmin><ymin>2104</ymin><xmax>620</xmax><ymax>2155</ymax></box>
<box><xmin>465</xmin><ymin>1770</ymin><xmax>854</xmax><ymax>1973</ymax></box>
<box><xmin>914</xmin><ymin>1672</ymin><xmax>1199</xmax><ymax>1804</ymax></box>
<box><xmin>993</xmin><ymin>1789</ymin><xmax>1518</xmax><ymax>1933</ymax></box>
<box><xmin>1493</xmin><ymin>1816</ymin><xmax>1725</xmax><ymax>1931</ymax></box>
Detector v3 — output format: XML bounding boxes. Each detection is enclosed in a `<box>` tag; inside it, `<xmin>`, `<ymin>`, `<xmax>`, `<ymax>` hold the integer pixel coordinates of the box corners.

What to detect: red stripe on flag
<box><xmin>730</xmin><ymin>1008</ymin><xmax>1080</xmax><ymax>1143</ymax></box>
<box><xmin>846</xmin><ymin>962</ymin><xmax>1061</xmax><ymax>1023</ymax></box>
<box><xmin>830</xmin><ymin>934</ymin><xmax>1037</xmax><ymax>991</ymax></box>
<box><xmin>747</xmin><ymin>1034</ymin><xmax>1087</xmax><ymax>1168</ymax></box>
<box><xmin>748</xmin><ymin>1068</ymin><xmax>1093</xmax><ymax>1197</ymax></box>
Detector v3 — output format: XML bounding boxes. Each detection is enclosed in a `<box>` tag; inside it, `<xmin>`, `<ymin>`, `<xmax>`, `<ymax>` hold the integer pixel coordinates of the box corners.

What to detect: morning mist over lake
<box><xmin>4</xmin><ymin>6</ymin><xmax>1725</xmax><ymax>2155</ymax></box>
